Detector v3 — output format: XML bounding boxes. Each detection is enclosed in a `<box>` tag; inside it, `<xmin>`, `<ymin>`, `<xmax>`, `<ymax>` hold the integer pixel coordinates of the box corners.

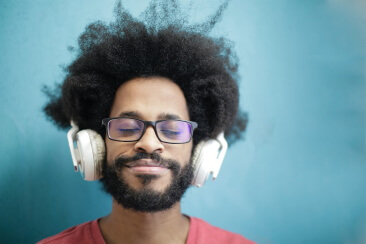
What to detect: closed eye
<box><xmin>160</xmin><ymin>130</ymin><xmax>182</xmax><ymax>138</ymax></box>
<box><xmin>117</xmin><ymin>128</ymin><xmax>141</xmax><ymax>136</ymax></box>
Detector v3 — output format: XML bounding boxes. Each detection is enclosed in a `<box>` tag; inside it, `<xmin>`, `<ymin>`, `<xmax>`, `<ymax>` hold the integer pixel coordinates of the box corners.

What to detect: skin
<box><xmin>99</xmin><ymin>77</ymin><xmax>193</xmax><ymax>244</ymax></box>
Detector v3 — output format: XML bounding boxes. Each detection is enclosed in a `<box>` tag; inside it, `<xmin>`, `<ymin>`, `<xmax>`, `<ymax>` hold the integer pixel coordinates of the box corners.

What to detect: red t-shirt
<box><xmin>37</xmin><ymin>217</ymin><xmax>255</xmax><ymax>244</ymax></box>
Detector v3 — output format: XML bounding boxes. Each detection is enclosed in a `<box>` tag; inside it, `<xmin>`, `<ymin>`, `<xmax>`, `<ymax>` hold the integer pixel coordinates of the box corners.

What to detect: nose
<box><xmin>133</xmin><ymin>126</ymin><xmax>164</xmax><ymax>154</ymax></box>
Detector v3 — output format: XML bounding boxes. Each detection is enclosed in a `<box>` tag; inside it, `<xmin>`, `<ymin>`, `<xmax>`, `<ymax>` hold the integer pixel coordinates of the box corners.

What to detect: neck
<box><xmin>99</xmin><ymin>200</ymin><xmax>190</xmax><ymax>244</ymax></box>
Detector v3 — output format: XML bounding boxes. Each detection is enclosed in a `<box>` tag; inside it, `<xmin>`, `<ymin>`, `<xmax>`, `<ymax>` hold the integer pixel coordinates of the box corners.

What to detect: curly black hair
<box><xmin>43</xmin><ymin>0</ymin><xmax>248</xmax><ymax>145</ymax></box>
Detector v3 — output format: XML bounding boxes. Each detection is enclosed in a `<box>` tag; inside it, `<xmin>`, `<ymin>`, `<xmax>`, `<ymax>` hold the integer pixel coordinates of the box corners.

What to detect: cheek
<box><xmin>105</xmin><ymin>140</ymin><xmax>115</xmax><ymax>162</ymax></box>
<box><xmin>171</xmin><ymin>143</ymin><xmax>193</xmax><ymax>164</ymax></box>
<box><xmin>105</xmin><ymin>139</ymin><xmax>132</xmax><ymax>162</ymax></box>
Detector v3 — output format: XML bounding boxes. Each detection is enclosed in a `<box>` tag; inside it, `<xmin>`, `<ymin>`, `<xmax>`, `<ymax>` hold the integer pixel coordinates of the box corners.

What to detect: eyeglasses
<box><xmin>102</xmin><ymin>117</ymin><xmax>198</xmax><ymax>144</ymax></box>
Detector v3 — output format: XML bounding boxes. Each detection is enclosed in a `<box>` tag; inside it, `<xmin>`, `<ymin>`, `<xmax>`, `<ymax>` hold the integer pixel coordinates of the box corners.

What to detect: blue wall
<box><xmin>0</xmin><ymin>1</ymin><xmax>365</xmax><ymax>243</ymax></box>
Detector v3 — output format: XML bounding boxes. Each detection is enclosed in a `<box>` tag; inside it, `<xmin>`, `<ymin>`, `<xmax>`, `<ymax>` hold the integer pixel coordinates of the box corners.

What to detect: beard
<box><xmin>100</xmin><ymin>152</ymin><xmax>194</xmax><ymax>213</ymax></box>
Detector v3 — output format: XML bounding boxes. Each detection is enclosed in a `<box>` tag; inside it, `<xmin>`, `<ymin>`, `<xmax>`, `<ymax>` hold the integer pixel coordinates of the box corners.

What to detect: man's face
<box><xmin>100</xmin><ymin>77</ymin><xmax>194</xmax><ymax>212</ymax></box>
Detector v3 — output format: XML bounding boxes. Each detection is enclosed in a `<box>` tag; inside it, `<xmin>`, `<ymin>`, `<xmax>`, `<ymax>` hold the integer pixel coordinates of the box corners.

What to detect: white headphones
<box><xmin>67</xmin><ymin>121</ymin><xmax>227</xmax><ymax>187</ymax></box>
<box><xmin>67</xmin><ymin>121</ymin><xmax>105</xmax><ymax>181</ymax></box>
<box><xmin>190</xmin><ymin>132</ymin><xmax>227</xmax><ymax>187</ymax></box>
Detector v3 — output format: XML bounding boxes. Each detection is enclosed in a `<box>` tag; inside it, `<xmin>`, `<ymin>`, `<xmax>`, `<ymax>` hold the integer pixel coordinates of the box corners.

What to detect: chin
<box><xmin>124</xmin><ymin>170</ymin><xmax>172</xmax><ymax>188</ymax></box>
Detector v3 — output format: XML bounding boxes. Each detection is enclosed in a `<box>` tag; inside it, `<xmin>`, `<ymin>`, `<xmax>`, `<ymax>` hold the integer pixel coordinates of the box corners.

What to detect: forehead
<box><xmin>109</xmin><ymin>77</ymin><xmax>190</xmax><ymax>120</ymax></box>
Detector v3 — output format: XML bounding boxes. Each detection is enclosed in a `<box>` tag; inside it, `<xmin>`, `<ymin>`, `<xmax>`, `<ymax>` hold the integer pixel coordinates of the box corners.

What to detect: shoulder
<box><xmin>36</xmin><ymin>219</ymin><xmax>105</xmax><ymax>244</ymax></box>
<box><xmin>187</xmin><ymin>217</ymin><xmax>255</xmax><ymax>244</ymax></box>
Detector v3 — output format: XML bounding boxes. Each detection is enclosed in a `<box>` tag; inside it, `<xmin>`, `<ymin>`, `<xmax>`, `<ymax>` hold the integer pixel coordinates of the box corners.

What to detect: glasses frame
<box><xmin>102</xmin><ymin>117</ymin><xmax>198</xmax><ymax>144</ymax></box>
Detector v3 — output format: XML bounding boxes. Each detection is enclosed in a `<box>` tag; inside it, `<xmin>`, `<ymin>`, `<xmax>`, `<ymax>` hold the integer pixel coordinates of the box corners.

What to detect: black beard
<box><xmin>100</xmin><ymin>152</ymin><xmax>194</xmax><ymax>213</ymax></box>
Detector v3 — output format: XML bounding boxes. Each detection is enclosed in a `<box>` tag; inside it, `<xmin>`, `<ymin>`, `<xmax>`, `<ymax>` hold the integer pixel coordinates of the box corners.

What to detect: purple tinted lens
<box><xmin>156</xmin><ymin>121</ymin><xmax>192</xmax><ymax>143</ymax></box>
<box><xmin>108</xmin><ymin>118</ymin><xmax>144</xmax><ymax>141</ymax></box>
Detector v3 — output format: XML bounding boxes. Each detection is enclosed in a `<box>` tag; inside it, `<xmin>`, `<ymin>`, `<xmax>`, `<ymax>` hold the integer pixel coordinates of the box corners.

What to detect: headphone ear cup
<box><xmin>191</xmin><ymin>140</ymin><xmax>213</xmax><ymax>187</ymax></box>
<box><xmin>76</xmin><ymin>130</ymin><xmax>105</xmax><ymax>181</ymax></box>
<box><xmin>191</xmin><ymin>134</ymin><xmax>227</xmax><ymax>187</ymax></box>
<box><xmin>191</xmin><ymin>141</ymin><xmax>203</xmax><ymax>185</ymax></box>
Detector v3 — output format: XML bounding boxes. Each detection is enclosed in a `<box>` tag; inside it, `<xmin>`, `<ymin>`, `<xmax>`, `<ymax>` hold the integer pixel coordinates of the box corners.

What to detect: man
<box><xmin>38</xmin><ymin>1</ymin><xmax>254</xmax><ymax>243</ymax></box>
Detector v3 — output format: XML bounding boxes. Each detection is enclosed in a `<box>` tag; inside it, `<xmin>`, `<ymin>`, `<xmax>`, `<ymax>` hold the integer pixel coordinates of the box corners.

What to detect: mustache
<box><xmin>113</xmin><ymin>152</ymin><xmax>180</xmax><ymax>175</ymax></box>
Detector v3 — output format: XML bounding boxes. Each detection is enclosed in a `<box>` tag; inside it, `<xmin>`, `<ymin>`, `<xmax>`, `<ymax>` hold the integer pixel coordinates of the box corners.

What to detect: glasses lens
<box><xmin>108</xmin><ymin>118</ymin><xmax>144</xmax><ymax>141</ymax></box>
<box><xmin>156</xmin><ymin>120</ymin><xmax>192</xmax><ymax>143</ymax></box>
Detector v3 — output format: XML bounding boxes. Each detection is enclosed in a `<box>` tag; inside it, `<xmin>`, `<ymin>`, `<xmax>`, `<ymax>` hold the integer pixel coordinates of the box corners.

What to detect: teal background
<box><xmin>0</xmin><ymin>0</ymin><xmax>365</xmax><ymax>243</ymax></box>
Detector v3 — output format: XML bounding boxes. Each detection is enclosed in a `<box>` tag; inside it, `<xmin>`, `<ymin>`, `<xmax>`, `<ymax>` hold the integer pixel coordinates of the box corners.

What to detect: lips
<box><xmin>125</xmin><ymin>159</ymin><xmax>169</xmax><ymax>174</ymax></box>
<box><xmin>125</xmin><ymin>159</ymin><xmax>167</xmax><ymax>168</ymax></box>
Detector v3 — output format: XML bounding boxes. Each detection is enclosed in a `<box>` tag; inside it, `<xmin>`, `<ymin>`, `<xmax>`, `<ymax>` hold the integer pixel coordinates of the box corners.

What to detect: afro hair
<box><xmin>43</xmin><ymin>0</ymin><xmax>248</xmax><ymax>146</ymax></box>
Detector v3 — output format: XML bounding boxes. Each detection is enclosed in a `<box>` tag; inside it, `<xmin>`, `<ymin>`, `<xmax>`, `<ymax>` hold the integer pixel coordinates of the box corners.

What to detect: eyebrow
<box><xmin>118</xmin><ymin>111</ymin><xmax>141</xmax><ymax>118</ymax></box>
<box><xmin>117</xmin><ymin>111</ymin><xmax>182</xmax><ymax>120</ymax></box>
<box><xmin>157</xmin><ymin>113</ymin><xmax>181</xmax><ymax>120</ymax></box>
